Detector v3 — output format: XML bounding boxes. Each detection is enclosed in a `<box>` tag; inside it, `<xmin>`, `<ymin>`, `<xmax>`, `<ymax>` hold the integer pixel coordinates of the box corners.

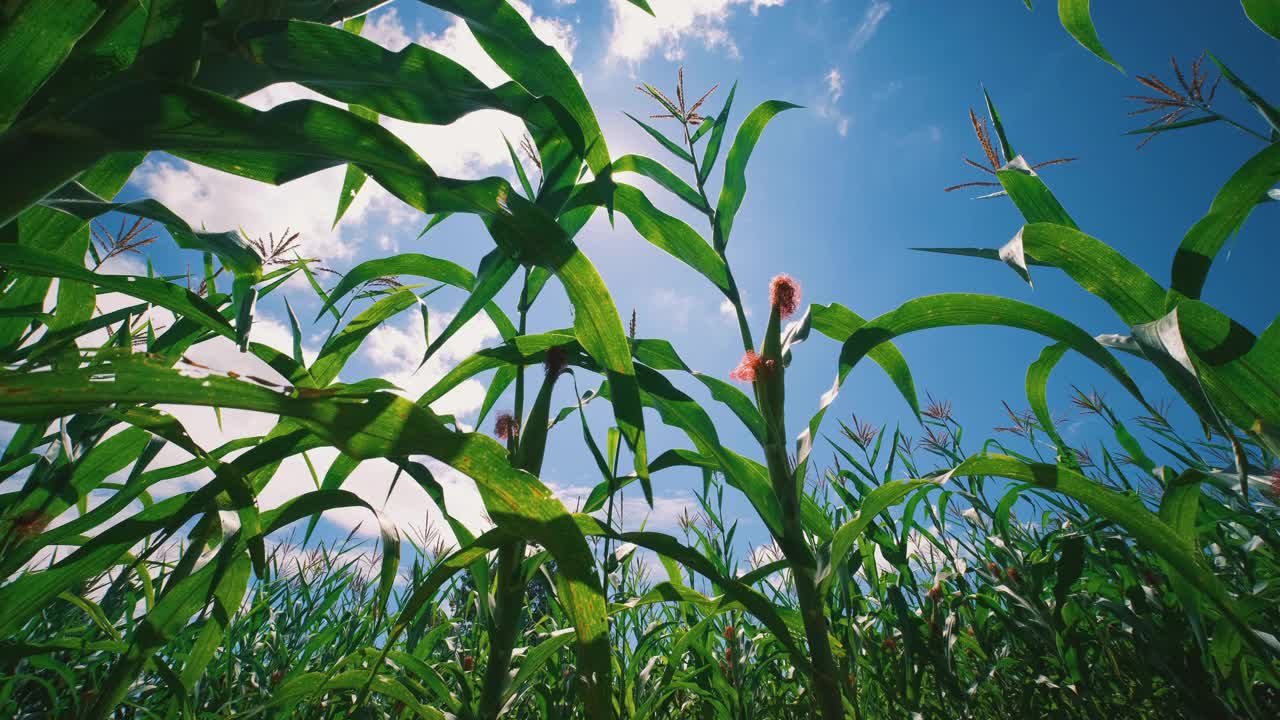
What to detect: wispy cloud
<box><xmin>826</xmin><ymin>68</ymin><xmax>845</xmax><ymax>103</ymax></box>
<box><xmin>850</xmin><ymin>0</ymin><xmax>891</xmax><ymax>52</ymax></box>
<box><xmin>817</xmin><ymin>3</ymin><xmax>894</xmax><ymax>138</ymax></box>
<box><xmin>817</xmin><ymin>67</ymin><xmax>851</xmax><ymax>136</ymax></box>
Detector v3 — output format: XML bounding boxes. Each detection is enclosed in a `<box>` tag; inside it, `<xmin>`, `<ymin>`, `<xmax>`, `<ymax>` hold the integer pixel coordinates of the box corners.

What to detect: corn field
<box><xmin>1</xmin><ymin>1</ymin><xmax>1278</xmax><ymax>718</ymax></box>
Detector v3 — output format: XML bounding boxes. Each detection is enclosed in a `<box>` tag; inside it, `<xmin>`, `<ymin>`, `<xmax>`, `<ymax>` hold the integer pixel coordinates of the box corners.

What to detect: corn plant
<box><xmin>2</xmin><ymin>2</ymin><xmax>1279</xmax><ymax>719</ymax></box>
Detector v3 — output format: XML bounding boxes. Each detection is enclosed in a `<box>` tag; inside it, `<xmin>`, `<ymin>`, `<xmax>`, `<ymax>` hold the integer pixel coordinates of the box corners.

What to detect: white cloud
<box><xmin>825</xmin><ymin>68</ymin><xmax>844</xmax><ymax>103</ymax></box>
<box><xmin>851</xmin><ymin>1</ymin><xmax>891</xmax><ymax>51</ymax></box>
<box><xmin>363</xmin><ymin>305</ymin><xmax>501</xmax><ymax>418</ymax></box>
<box><xmin>362</xmin><ymin>7</ymin><xmax>414</xmax><ymax>51</ymax></box>
<box><xmin>817</xmin><ymin>67</ymin><xmax>851</xmax><ymax>137</ymax></box>
<box><xmin>652</xmin><ymin>288</ymin><xmax>693</xmax><ymax>332</ymax></box>
<box><xmin>366</xmin><ymin>2</ymin><xmax>579</xmax><ymax>179</ymax></box>
<box><xmin>607</xmin><ymin>0</ymin><xmax>788</xmax><ymax>63</ymax></box>
<box><xmin>551</xmin><ymin>482</ymin><xmax>696</xmax><ymax>533</ymax></box>
<box><xmin>130</xmin><ymin>153</ymin><xmax>412</xmax><ymax>266</ymax></box>
<box><xmin>719</xmin><ymin>293</ymin><xmax>751</xmax><ymax>321</ymax></box>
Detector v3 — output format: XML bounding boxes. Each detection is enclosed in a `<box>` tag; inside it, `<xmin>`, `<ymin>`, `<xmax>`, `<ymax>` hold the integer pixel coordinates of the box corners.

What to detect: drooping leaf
<box><xmin>1057</xmin><ymin>0</ymin><xmax>1123</xmax><ymax>71</ymax></box>
<box><xmin>798</xmin><ymin>294</ymin><xmax>1147</xmax><ymax>474</ymax></box>
<box><xmin>423</xmin><ymin>0</ymin><xmax>610</xmax><ymax>175</ymax></box>
<box><xmin>1170</xmin><ymin>141</ymin><xmax>1280</xmax><ymax>302</ymax></box>
<box><xmin>1241</xmin><ymin>0</ymin><xmax>1280</xmax><ymax>41</ymax></box>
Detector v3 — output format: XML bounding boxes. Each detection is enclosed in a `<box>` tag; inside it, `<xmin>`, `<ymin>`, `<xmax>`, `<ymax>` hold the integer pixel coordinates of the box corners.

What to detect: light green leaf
<box><xmin>715</xmin><ymin>100</ymin><xmax>800</xmax><ymax>252</ymax></box>
<box><xmin>612</xmin><ymin>154</ymin><xmax>709</xmax><ymax>214</ymax></box>
<box><xmin>1057</xmin><ymin>0</ymin><xmax>1123</xmax><ymax>71</ymax></box>
<box><xmin>1170</xmin><ymin>141</ymin><xmax>1280</xmax><ymax>302</ymax></box>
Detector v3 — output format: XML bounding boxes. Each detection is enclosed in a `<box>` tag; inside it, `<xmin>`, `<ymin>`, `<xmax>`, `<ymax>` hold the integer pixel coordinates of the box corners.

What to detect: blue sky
<box><xmin>68</xmin><ymin>0</ymin><xmax>1279</xmax><ymax>560</ymax></box>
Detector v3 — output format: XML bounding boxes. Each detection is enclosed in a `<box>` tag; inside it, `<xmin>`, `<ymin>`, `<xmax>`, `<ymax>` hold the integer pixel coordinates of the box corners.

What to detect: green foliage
<box><xmin>1</xmin><ymin>3</ymin><xmax>1278</xmax><ymax>720</ymax></box>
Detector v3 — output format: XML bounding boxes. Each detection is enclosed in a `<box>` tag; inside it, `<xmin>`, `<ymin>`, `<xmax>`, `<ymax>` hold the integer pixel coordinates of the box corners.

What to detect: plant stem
<box><xmin>478</xmin><ymin>542</ymin><xmax>526</xmax><ymax>720</ymax></box>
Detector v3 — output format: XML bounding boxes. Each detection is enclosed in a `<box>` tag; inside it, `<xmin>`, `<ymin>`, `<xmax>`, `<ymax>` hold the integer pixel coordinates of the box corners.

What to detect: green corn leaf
<box><xmin>0</xmin><ymin>152</ymin><xmax>143</xmax><ymax>350</ymax></box>
<box><xmin>982</xmin><ymin>86</ymin><xmax>1016</xmax><ymax>164</ymax></box>
<box><xmin>715</xmin><ymin>100</ymin><xmax>800</xmax><ymax>252</ymax></box>
<box><xmin>313</xmin><ymin>253</ymin><xmax>508</xmax><ymax>333</ymax></box>
<box><xmin>1170</xmin><ymin>141</ymin><xmax>1280</xmax><ymax>302</ymax></box>
<box><xmin>819</xmin><ymin>480</ymin><xmax>941</xmax><ymax>593</ymax></box>
<box><xmin>1</xmin><ymin>246</ymin><xmax>234</xmax><ymax>341</ymax></box>
<box><xmin>997</xmin><ymin>159</ymin><xmax>1079</xmax><ymax>228</ymax></box>
<box><xmin>1242</xmin><ymin>0</ymin><xmax>1280</xmax><ymax>41</ymax></box>
<box><xmin>690</xmin><ymin>110</ymin><xmax>717</xmax><ymax>144</ymax></box>
<box><xmin>948</xmin><ymin>454</ymin><xmax>1271</xmax><ymax>661</ymax></box>
<box><xmin>200</xmin><ymin>18</ymin><xmax>576</xmax><ymax>155</ymax></box>
<box><xmin>575</xmin><ymin>517</ymin><xmax>811</xmax><ymax>673</ymax></box>
<box><xmin>1057</xmin><ymin>0</ymin><xmax>1123</xmax><ymax>71</ymax></box>
<box><xmin>0</xmin><ymin>356</ymin><xmax>612</xmax><ymax>718</ymax></box>
<box><xmin>1008</xmin><ymin>223</ymin><xmax>1167</xmax><ymax>325</ymax></box>
<box><xmin>1141</xmin><ymin>301</ymin><xmax>1280</xmax><ymax>453</ymax></box>
<box><xmin>334</xmin><ymin>162</ymin><xmax>368</xmax><ymax>228</ymax></box>
<box><xmin>612</xmin><ymin>154</ymin><xmax>710</xmax><ymax>214</ymax></box>
<box><xmin>799</xmin><ymin>294</ymin><xmax>1147</xmax><ymax>475</ymax></box>
<box><xmin>565</xmin><ymin>179</ymin><xmax>730</xmax><ymax>292</ymax></box>
<box><xmin>632</xmin><ymin>339</ymin><xmax>767</xmax><ymax>444</ymax></box>
<box><xmin>1125</xmin><ymin>114</ymin><xmax>1220</xmax><ymax>136</ymax></box>
<box><xmin>699</xmin><ymin>82</ymin><xmax>737</xmax><ymax>185</ymax></box>
<box><xmin>311</xmin><ymin>288</ymin><xmax>418</xmax><ymax>386</ymax></box>
<box><xmin>423</xmin><ymin>0</ymin><xmax>609</xmax><ymax>175</ymax></box>
<box><xmin>625</xmin><ymin>112</ymin><xmax>694</xmax><ymax>164</ymax></box>
<box><xmin>1026</xmin><ymin>342</ymin><xmax>1076</xmax><ymax>466</ymax></box>
<box><xmin>333</xmin><ymin>105</ymin><xmax>378</xmax><ymax>228</ymax></box>
<box><xmin>0</xmin><ymin>0</ymin><xmax>106</xmax><ymax>131</ymax></box>
<box><xmin>810</xmin><ymin>302</ymin><xmax>921</xmax><ymax>418</ymax></box>
<box><xmin>1208</xmin><ymin>52</ymin><xmax>1280</xmax><ymax>136</ymax></box>
<box><xmin>421</xmin><ymin>248</ymin><xmax>519</xmax><ymax>370</ymax></box>
<box><xmin>39</xmin><ymin>182</ymin><xmax>264</xmax><ymax>348</ymax></box>
<box><xmin>504</xmin><ymin>133</ymin><xmax>537</xmax><ymax>200</ymax></box>
<box><xmin>504</xmin><ymin>629</ymin><xmax>578</xmax><ymax>708</ymax></box>
<box><xmin>1052</xmin><ymin>535</ymin><xmax>1086</xmax><ymax>624</ymax></box>
<box><xmin>912</xmin><ymin>246</ymin><xmax>1054</xmax><ymax>266</ymax></box>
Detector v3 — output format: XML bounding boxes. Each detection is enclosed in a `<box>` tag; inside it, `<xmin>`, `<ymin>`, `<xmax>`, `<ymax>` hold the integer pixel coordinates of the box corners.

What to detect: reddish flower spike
<box><xmin>769</xmin><ymin>274</ymin><xmax>801</xmax><ymax>319</ymax></box>
<box><xmin>730</xmin><ymin>350</ymin><xmax>763</xmax><ymax>383</ymax></box>
<box><xmin>494</xmin><ymin>412</ymin><xmax>520</xmax><ymax>441</ymax></box>
<box><xmin>543</xmin><ymin>345</ymin><xmax>568</xmax><ymax>379</ymax></box>
<box><xmin>10</xmin><ymin>509</ymin><xmax>51</xmax><ymax>541</ymax></box>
